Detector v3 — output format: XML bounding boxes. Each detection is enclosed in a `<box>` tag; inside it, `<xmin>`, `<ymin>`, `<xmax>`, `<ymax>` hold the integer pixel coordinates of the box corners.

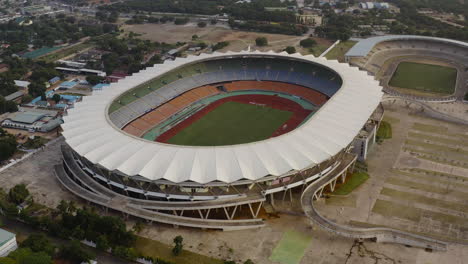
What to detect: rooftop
<box><xmin>10</xmin><ymin>111</ymin><xmax>45</xmax><ymax>124</ymax></box>
<box><xmin>345</xmin><ymin>35</ymin><xmax>468</xmax><ymax>58</ymax></box>
<box><xmin>0</xmin><ymin>228</ymin><xmax>15</xmax><ymax>248</ymax></box>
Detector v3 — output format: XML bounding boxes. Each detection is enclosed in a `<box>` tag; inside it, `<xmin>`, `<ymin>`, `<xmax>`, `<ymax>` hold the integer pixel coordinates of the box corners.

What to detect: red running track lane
<box><xmin>156</xmin><ymin>94</ymin><xmax>313</xmax><ymax>143</ymax></box>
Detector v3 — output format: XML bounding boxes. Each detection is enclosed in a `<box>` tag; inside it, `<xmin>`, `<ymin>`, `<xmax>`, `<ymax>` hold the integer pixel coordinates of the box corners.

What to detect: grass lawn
<box><xmin>269</xmin><ymin>230</ymin><xmax>312</xmax><ymax>264</ymax></box>
<box><xmin>324</xmin><ymin>41</ymin><xmax>357</xmax><ymax>61</ymax></box>
<box><xmin>376</xmin><ymin>121</ymin><xmax>392</xmax><ymax>140</ymax></box>
<box><xmin>372</xmin><ymin>199</ymin><xmax>421</xmax><ymax>222</ymax></box>
<box><xmin>389</xmin><ymin>62</ymin><xmax>457</xmax><ymax>94</ymax></box>
<box><xmin>167</xmin><ymin>101</ymin><xmax>292</xmax><ymax>146</ymax></box>
<box><xmin>308</xmin><ymin>44</ymin><xmax>329</xmax><ymax>57</ymax></box>
<box><xmin>135</xmin><ymin>236</ymin><xmax>223</xmax><ymax>264</ymax></box>
<box><xmin>39</xmin><ymin>43</ymin><xmax>93</xmax><ymax>63</ymax></box>
<box><xmin>332</xmin><ymin>172</ymin><xmax>369</xmax><ymax>195</ymax></box>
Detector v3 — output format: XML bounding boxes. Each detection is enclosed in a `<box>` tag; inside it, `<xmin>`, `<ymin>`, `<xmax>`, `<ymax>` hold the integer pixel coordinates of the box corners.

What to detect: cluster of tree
<box><xmin>102</xmin><ymin>0</ymin><xmax>297</xmax><ymax>23</ymax></box>
<box><xmin>229</xmin><ymin>20</ymin><xmax>307</xmax><ymax>36</ymax></box>
<box><xmin>0</xmin><ymin>186</ymin><xmax>187</xmax><ymax>264</ymax></box>
<box><xmin>224</xmin><ymin>260</ymin><xmax>255</xmax><ymax>264</ymax></box>
<box><xmin>0</xmin><ymin>96</ymin><xmax>18</xmax><ymax>114</ymax></box>
<box><xmin>314</xmin><ymin>14</ymin><xmax>353</xmax><ymax>41</ymax></box>
<box><xmin>172</xmin><ymin>236</ymin><xmax>183</xmax><ymax>256</ymax></box>
<box><xmin>255</xmin><ymin>37</ymin><xmax>268</xmax><ymax>46</ymax></box>
<box><xmin>0</xmin><ymin>128</ymin><xmax>17</xmax><ymax>162</ymax></box>
<box><xmin>95</xmin><ymin>10</ymin><xmax>120</xmax><ymax>23</ymax></box>
<box><xmin>21</xmin><ymin>136</ymin><xmax>47</xmax><ymax>149</ymax></box>
<box><xmin>299</xmin><ymin>38</ymin><xmax>317</xmax><ymax>48</ymax></box>
<box><xmin>89</xmin><ymin>36</ymin><xmax>168</xmax><ymax>74</ymax></box>
<box><xmin>389</xmin><ymin>0</ymin><xmax>468</xmax><ymax>40</ymax></box>
<box><xmin>197</xmin><ymin>21</ymin><xmax>207</xmax><ymax>28</ymax></box>
<box><xmin>212</xmin><ymin>41</ymin><xmax>230</xmax><ymax>51</ymax></box>
<box><xmin>223</xmin><ymin>5</ymin><xmax>296</xmax><ymax>22</ymax></box>
<box><xmin>284</xmin><ymin>46</ymin><xmax>296</xmax><ymax>54</ymax></box>
<box><xmin>174</xmin><ymin>17</ymin><xmax>190</xmax><ymax>25</ymax></box>
<box><xmin>0</xmin><ymin>14</ymin><xmax>118</xmax><ymax>54</ymax></box>
<box><xmin>390</xmin><ymin>0</ymin><xmax>468</xmax><ymax>15</ymax></box>
<box><xmin>126</xmin><ymin>15</ymin><xmax>191</xmax><ymax>25</ymax></box>
<box><xmin>101</xmin><ymin>0</ymin><xmax>225</xmax><ymax>16</ymax></box>
<box><xmin>0</xmin><ymin>74</ymin><xmax>17</xmax><ymax>97</ymax></box>
<box><xmin>0</xmin><ymin>231</ymin><xmax>96</xmax><ymax>264</ymax></box>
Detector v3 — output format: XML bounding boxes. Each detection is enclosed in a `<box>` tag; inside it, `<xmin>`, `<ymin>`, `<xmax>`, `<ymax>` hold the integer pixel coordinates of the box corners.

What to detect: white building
<box><xmin>0</xmin><ymin>228</ymin><xmax>17</xmax><ymax>257</ymax></box>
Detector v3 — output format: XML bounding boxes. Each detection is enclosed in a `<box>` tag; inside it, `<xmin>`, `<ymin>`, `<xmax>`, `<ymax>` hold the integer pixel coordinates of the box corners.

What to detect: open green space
<box><xmin>407</xmin><ymin>132</ymin><xmax>468</xmax><ymax>147</ymax></box>
<box><xmin>269</xmin><ymin>230</ymin><xmax>312</xmax><ymax>264</ymax></box>
<box><xmin>325</xmin><ymin>195</ymin><xmax>357</xmax><ymax>207</ymax></box>
<box><xmin>405</xmin><ymin>139</ymin><xmax>468</xmax><ymax>156</ymax></box>
<box><xmin>386</xmin><ymin>177</ymin><xmax>468</xmax><ymax>200</ymax></box>
<box><xmin>332</xmin><ymin>172</ymin><xmax>369</xmax><ymax>195</ymax></box>
<box><xmin>411</xmin><ymin>122</ymin><xmax>448</xmax><ymax>134</ymax></box>
<box><xmin>389</xmin><ymin>62</ymin><xmax>457</xmax><ymax>94</ymax></box>
<box><xmin>167</xmin><ymin>101</ymin><xmax>293</xmax><ymax>146</ymax></box>
<box><xmin>324</xmin><ymin>41</ymin><xmax>357</xmax><ymax>61</ymax></box>
<box><xmin>392</xmin><ymin>169</ymin><xmax>468</xmax><ymax>188</ymax></box>
<box><xmin>380</xmin><ymin>187</ymin><xmax>468</xmax><ymax>213</ymax></box>
<box><xmin>135</xmin><ymin>236</ymin><xmax>222</xmax><ymax>264</ymax></box>
<box><xmin>372</xmin><ymin>199</ymin><xmax>421</xmax><ymax>222</ymax></box>
<box><xmin>376</xmin><ymin>121</ymin><xmax>392</xmax><ymax>140</ymax></box>
<box><xmin>307</xmin><ymin>44</ymin><xmax>329</xmax><ymax>57</ymax></box>
<box><xmin>39</xmin><ymin>43</ymin><xmax>94</xmax><ymax>63</ymax></box>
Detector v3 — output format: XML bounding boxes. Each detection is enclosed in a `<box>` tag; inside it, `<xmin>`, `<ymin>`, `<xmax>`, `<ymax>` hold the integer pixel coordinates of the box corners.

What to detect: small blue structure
<box><xmin>48</xmin><ymin>76</ymin><xmax>60</xmax><ymax>84</ymax></box>
<box><xmin>58</xmin><ymin>81</ymin><xmax>78</xmax><ymax>90</ymax></box>
<box><xmin>92</xmin><ymin>83</ymin><xmax>110</xmax><ymax>91</ymax></box>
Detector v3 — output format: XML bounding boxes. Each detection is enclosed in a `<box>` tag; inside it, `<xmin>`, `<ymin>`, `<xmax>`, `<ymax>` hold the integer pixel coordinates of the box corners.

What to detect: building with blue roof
<box><xmin>0</xmin><ymin>228</ymin><xmax>17</xmax><ymax>257</ymax></box>
<box><xmin>92</xmin><ymin>83</ymin><xmax>110</xmax><ymax>90</ymax></box>
<box><xmin>58</xmin><ymin>81</ymin><xmax>78</xmax><ymax>90</ymax></box>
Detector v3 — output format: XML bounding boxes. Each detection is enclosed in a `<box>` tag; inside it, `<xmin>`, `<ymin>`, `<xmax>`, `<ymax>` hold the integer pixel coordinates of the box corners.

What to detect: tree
<box><xmin>244</xmin><ymin>260</ymin><xmax>254</xmax><ymax>264</ymax></box>
<box><xmin>8</xmin><ymin>184</ymin><xmax>29</xmax><ymax>205</ymax></box>
<box><xmin>210</xmin><ymin>19</ymin><xmax>217</xmax><ymax>25</ymax></box>
<box><xmin>132</xmin><ymin>221</ymin><xmax>143</xmax><ymax>234</ymax></box>
<box><xmin>96</xmin><ymin>235</ymin><xmax>110</xmax><ymax>251</ymax></box>
<box><xmin>59</xmin><ymin>240</ymin><xmax>95</xmax><ymax>264</ymax></box>
<box><xmin>8</xmin><ymin>248</ymin><xmax>52</xmax><ymax>264</ymax></box>
<box><xmin>21</xmin><ymin>233</ymin><xmax>55</xmax><ymax>256</ymax></box>
<box><xmin>0</xmin><ymin>96</ymin><xmax>18</xmax><ymax>114</ymax></box>
<box><xmin>28</xmin><ymin>82</ymin><xmax>46</xmax><ymax>98</ymax></box>
<box><xmin>255</xmin><ymin>37</ymin><xmax>268</xmax><ymax>47</ymax></box>
<box><xmin>172</xmin><ymin>235</ymin><xmax>183</xmax><ymax>256</ymax></box>
<box><xmin>192</xmin><ymin>34</ymin><xmax>198</xmax><ymax>40</ymax></box>
<box><xmin>197</xmin><ymin>21</ymin><xmax>207</xmax><ymax>28</ymax></box>
<box><xmin>299</xmin><ymin>38</ymin><xmax>316</xmax><ymax>48</ymax></box>
<box><xmin>86</xmin><ymin>75</ymin><xmax>104</xmax><ymax>85</ymax></box>
<box><xmin>51</xmin><ymin>94</ymin><xmax>61</xmax><ymax>104</ymax></box>
<box><xmin>0</xmin><ymin>128</ymin><xmax>17</xmax><ymax>162</ymax></box>
<box><xmin>212</xmin><ymin>41</ymin><xmax>229</xmax><ymax>51</ymax></box>
<box><xmin>284</xmin><ymin>46</ymin><xmax>296</xmax><ymax>54</ymax></box>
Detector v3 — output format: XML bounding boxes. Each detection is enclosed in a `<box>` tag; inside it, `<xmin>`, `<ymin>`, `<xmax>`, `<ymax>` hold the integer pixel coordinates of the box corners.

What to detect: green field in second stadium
<box><xmin>167</xmin><ymin>101</ymin><xmax>293</xmax><ymax>146</ymax></box>
<box><xmin>389</xmin><ymin>61</ymin><xmax>457</xmax><ymax>94</ymax></box>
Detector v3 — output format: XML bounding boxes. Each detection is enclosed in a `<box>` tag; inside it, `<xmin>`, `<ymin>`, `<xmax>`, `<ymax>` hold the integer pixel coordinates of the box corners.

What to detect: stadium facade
<box><xmin>57</xmin><ymin>51</ymin><xmax>383</xmax><ymax>230</ymax></box>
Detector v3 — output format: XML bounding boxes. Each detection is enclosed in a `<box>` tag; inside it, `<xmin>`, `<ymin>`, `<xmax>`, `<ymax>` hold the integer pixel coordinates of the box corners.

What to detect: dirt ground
<box><xmin>0</xmin><ymin>117</ymin><xmax>467</xmax><ymax>263</ymax></box>
<box><xmin>122</xmin><ymin>23</ymin><xmax>332</xmax><ymax>53</ymax></box>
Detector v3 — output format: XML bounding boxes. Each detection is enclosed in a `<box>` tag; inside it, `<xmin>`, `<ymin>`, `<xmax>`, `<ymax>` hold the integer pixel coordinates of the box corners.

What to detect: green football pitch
<box><xmin>389</xmin><ymin>61</ymin><xmax>457</xmax><ymax>95</ymax></box>
<box><xmin>167</xmin><ymin>101</ymin><xmax>293</xmax><ymax>146</ymax></box>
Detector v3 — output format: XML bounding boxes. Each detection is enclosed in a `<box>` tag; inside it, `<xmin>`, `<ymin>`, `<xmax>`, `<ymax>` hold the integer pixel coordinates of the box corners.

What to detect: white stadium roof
<box><xmin>345</xmin><ymin>35</ymin><xmax>468</xmax><ymax>58</ymax></box>
<box><xmin>61</xmin><ymin>51</ymin><xmax>383</xmax><ymax>184</ymax></box>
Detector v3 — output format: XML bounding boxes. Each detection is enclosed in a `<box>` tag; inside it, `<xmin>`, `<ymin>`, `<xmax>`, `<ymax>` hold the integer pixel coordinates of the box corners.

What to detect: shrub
<box><xmin>255</xmin><ymin>37</ymin><xmax>268</xmax><ymax>46</ymax></box>
<box><xmin>299</xmin><ymin>38</ymin><xmax>317</xmax><ymax>48</ymax></box>
<box><xmin>197</xmin><ymin>21</ymin><xmax>207</xmax><ymax>28</ymax></box>
<box><xmin>284</xmin><ymin>46</ymin><xmax>296</xmax><ymax>54</ymax></box>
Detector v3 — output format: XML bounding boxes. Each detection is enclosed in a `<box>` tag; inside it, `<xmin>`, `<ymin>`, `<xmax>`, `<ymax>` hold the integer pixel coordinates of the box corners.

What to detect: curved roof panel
<box><xmin>346</xmin><ymin>35</ymin><xmax>468</xmax><ymax>58</ymax></box>
<box><xmin>62</xmin><ymin>51</ymin><xmax>383</xmax><ymax>184</ymax></box>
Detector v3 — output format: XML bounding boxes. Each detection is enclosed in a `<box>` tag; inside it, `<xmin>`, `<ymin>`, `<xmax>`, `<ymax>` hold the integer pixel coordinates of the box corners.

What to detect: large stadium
<box><xmin>56</xmin><ymin>51</ymin><xmax>383</xmax><ymax>230</ymax></box>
